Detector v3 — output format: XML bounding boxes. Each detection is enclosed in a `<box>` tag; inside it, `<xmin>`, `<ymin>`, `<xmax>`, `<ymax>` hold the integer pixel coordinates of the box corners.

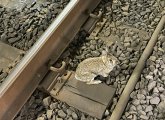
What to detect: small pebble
<box><xmin>104</xmin><ymin>109</ymin><xmax>110</xmax><ymax>116</ymax></box>
<box><xmin>46</xmin><ymin>110</ymin><xmax>53</xmax><ymax>119</ymax></box>
<box><xmin>72</xmin><ymin>112</ymin><xmax>78</xmax><ymax>120</ymax></box>
<box><xmin>145</xmin><ymin>105</ymin><xmax>153</xmax><ymax>112</ymax></box>
<box><xmin>58</xmin><ymin>110</ymin><xmax>66</xmax><ymax>118</ymax></box>
<box><xmin>148</xmin><ymin>81</ymin><xmax>156</xmax><ymax>92</ymax></box>
<box><xmin>43</xmin><ymin>97</ymin><xmax>51</xmax><ymax>107</ymax></box>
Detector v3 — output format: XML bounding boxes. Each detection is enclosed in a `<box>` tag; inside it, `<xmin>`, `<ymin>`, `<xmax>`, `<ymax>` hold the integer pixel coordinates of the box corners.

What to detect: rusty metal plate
<box><xmin>50</xmin><ymin>71</ymin><xmax>72</xmax><ymax>95</ymax></box>
<box><xmin>51</xmin><ymin>72</ymin><xmax>116</xmax><ymax>119</ymax></box>
<box><xmin>90</xmin><ymin>18</ymin><xmax>107</xmax><ymax>37</ymax></box>
<box><xmin>0</xmin><ymin>42</ymin><xmax>23</xmax><ymax>70</ymax></box>
<box><xmin>55</xmin><ymin>87</ymin><xmax>107</xmax><ymax>119</ymax></box>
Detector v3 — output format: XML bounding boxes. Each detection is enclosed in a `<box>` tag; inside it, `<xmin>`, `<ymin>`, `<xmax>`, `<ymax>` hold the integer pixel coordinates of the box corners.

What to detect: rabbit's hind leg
<box><xmin>102</xmin><ymin>73</ymin><xmax>109</xmax><ymax>77</ymax></box>
<box><xmin>87</xmin><ymin>80</ymin><xmax>102</xmax><ymax>85</ymax></box>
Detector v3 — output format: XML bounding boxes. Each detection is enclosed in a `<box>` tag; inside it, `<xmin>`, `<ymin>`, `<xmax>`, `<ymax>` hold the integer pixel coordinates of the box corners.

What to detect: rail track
<box><xmin>0</xmin><ymin>0</ymin><xmax>101</xmax><ymax>119</ymax></box>
<box><xmin>0</xmin><ymin>0</ymin><xmax>165</xmax><ymax>120</ymax></box>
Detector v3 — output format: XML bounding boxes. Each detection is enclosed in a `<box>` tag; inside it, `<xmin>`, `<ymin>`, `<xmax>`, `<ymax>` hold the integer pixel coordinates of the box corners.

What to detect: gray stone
<box><xmin>137</xmin><ymin>105</ymin><xmax>142</xmax><ymax>111</ymax></box>
<box><xmin>72</xmin><ymin>112</ymin><xmax>78</xmax><ymax>120</ymax></box>
<box><xmin>140</xmin><ymin>80</ymin><xmax>145</xmax><ymax>89</ymax></box>
<box><xmin>129</xmin><ymin>111</ymin><xmax>137</xmax><ymax>115</ymax></box>
<box><xmin>118</xmin><ymin>85</ymin><xmax>125</xmax><ymax>95</ymax></box>
<box><xmin>58</xmin><ymin>110</ymin><xmax>66</xmax><ymax>118</ymax></box>
<box><xmin>148</xmin><ymin>81</ymin><xmax>156</xmax><ymax>92</ymax></box>
<box><xmin>80</xmin><ymin>116</ymin><xmax>86</xmax><ymax>120</ymax></box>
<box><xmin>130</xmin><ymin>105</ymin><xmax>136</xmax><ymax>111</ymax></box>
<box><xmin>37</xmin><ymin>117</ymin><xmax>45</xmax><ymax>120</ymax></box>
<box><xmin>8</xmin><ymin>37</ymin><xmax>20</xmax><ymax>44</ymax></box>
<box><xmin>149</xmin><ymin>65</ymin><xmax>155</xmax><ymax>72</ymax></box>
<box><xmin>137</xmin><ymin>94</ymin><xmax>145</xmax><ymax>100</ymax></box>
<box><xmin>132</xmin><ymin>99</ymin><xmax>140</xmax><ymax>106</ymax></box>
<box><xmin>52</xmin><ymin>115</ymin><xmax>56</xmax><ymax>120</ymax></box>
<box><xmin>160</xmin><ymin>94</ymin><xmax>165</xmax><ymax>100</ymax></box>
<box><xmin>46</xmin><ymin>110</ymin><xmax>53</xmax><ymax>119</ymax></box>
<box><xmin>56</xmin><ymin>117</ymin><xmax>63</xmax><ymax>120</ymax></box>
<box><xmin>124</xmin><ymin>42</ymin><xmax>130</xmax><ymax>47</ymax></box>
<box><xmin>124</xmin><ymin>37</ymin><xmax>131</xmax><ymax>42</ymax></box>
<box><xmin>130</xmin><ymin>91</ymin><xmax>137</xmax><ymax>99</ymax></box>
<box><xmin>8</xmin><ymin>28</ymin><xmax>14</xmax><ymax>33</ymax></box>
<box><xmin>149</xmin><ymin>56</ymin><xmax>157</xmax><ymax>62</ymax></box>
<box><xmin>68</xmin><ymin>117</ymin><xmax>73</xmax><ymax>120</ymax></box>
<box><xmin>89</xmin><ymin>45</ymin><xmax>95</xmax><ymax>50</ymax></box>
<box><xmin>127</xmin><ymin>114</ymin><xmax>133</xmax><ymax>119</ymax></box>
<box><xmin>158</xmin><ymin>87</ymin><xmax>165</xmax><ymax>92</ymax></box>
<box><xmin>146</xmin><ymin>74</ymin><xmax>154</xmax><ymax>80</ymax></box>
<box><xmin>43</xmin><ymin>97</ymin><xmax>51</xmax><ymax>107</ymax></box>
<box><xmin>125</xmin><ymin>112</ymin><xmax>130</xmax><ymax>117</ymax></box>
<box><xmin>104</xmin><ymin>109</ymin><xmax>110</xmax><ymax>116</ymax></box>
<box><xmin>153</xmin><ymin>87</ymin><xmax>159</xmax><ymax>93</ymax></box>
<box><xmin>66</xmin><ymin>109</ymin><xmax>73</xmax><ymax>116</ymax></box>
<box><xmin>132</xmin><ymin>114</ymin><xmax>137</xmax><ymax>120</ymax></box>
<box><xmin>140</xmin><ymin>100</ymin><xmax>147</xmax><ymax>104</ymax></box>
<box><xmin>160</xmin><ymin>1</ymin><xmax>165</xmax><ymax>7</ymax></box>
<box><xmin>104</xmin><ymin>30</ymin><xmax>110</xmax><ymax>36</ymax></box>
<box><xmin>158</xmin><ymin>100</ymin><xmax>165</xmax><ymax>113</ymax></box>
<box><xmin>1</xmin><ymin>33</ymin><xmax>7</xmax><ymax>42</ymax></box>
<box><xmin>147</xmin><ymin>111</ymin><xmax>153</xmax><ymax>116</ymax></box>
<box><xmin>145</xmin><ymin>105</ymin><xmax>153</xmax><ymax>112</ymax></box>
<box><xmin>121</xmin><ymin>4</ymin><xmax>129</xmax><ymax>12</ymax></box>
<box><xmin>140</xmin><ymin>115</ymin><xmax>149</xmax><ymax>120</ymax></box>
<box><xmin>50</xmin><ymin>102</ymin><xmax>58</xmax><ymax>109</ymax></box>
<box><xmin>150</xmin><ymin>97</ymin><xmax>160</xmax><ymax>105</ymax></box>
<box><xmin>91</xmin><ymin>51</ymin><xmax>100</xmax><ymax>57</ymax></box>
<box><xmin>162</xmin><ymin>76</ymin><xmax>165</xmax><ymax>81</ymax></box>
<box><xmin>162</xmin><ymin>55</ymin><xmax>165</xmax><ymax>63</ymax></box>
<box><xmin>139</xmin><ymin>110</ymin><xmax>146</xmax><ymax>115</ymax></box>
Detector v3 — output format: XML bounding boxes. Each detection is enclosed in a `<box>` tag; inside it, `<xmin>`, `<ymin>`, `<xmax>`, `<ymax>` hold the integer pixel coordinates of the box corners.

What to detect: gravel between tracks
<box><xmin>121</xmin><ymin>27</ymin><xmax>165</xmax><ymax>120</ymax></box>
<box><xmin>15</xmin><ymin>0</ymin><xmax>165</xmax><ymax>120</ymax></box>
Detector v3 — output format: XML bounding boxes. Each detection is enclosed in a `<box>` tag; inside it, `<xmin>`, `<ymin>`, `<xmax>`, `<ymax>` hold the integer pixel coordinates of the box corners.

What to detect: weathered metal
<box><xmin>49</xmin><ymin>72</ymin><xmax>116</xmax><ymax>119</ymax></box>
<box><xmin>83</xmin><ymin>11</ymin><xmax>103</xmax><ymax>33</ymax></box>
<box><xmin>0</xmin><ymin>0</ymin><xmax>101</xmax><ymax>119</ymax></box>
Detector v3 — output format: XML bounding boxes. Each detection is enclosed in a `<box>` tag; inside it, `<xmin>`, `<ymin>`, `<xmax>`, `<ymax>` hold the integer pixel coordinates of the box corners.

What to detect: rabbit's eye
<box><xmin>109</xmin><ymin>59</ymin><xmax>113</xmax><ymax>62</ymax></box>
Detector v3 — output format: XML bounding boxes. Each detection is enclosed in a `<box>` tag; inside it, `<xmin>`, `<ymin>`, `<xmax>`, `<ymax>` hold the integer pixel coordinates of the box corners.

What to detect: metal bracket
<box><xmin>90</xmin><ymin>18</ymin><xmax>107</xmax><ymax>37</ymax></box>
<box><xmin>82</xmin><ymin>11</ymin><xmax>103</xmax><ymax>33</ymax></box>
<box><xmin>39</xmin><ymin>61</ymin><xmax>73</xmax><ymax>96</ymax></box>
<box><xmin>47</xmin><ymin>61</ymin><xmax>67</xmax><ymax>91</ymax></box>
<box><xmin>50</xmin><ymin>61</ymin><xmax>66</xmax><ymax>75</ymax></box>
<box><xmin>49</xmin><ymin>61</ymin><xmax>72</xmax><ymax>95</ymax></box>
<box><xmin>50</xmin><ymin>71</ymin><xmax>72</xmax><ymax>96</ymax></box>
<box><xmin>89</xmin><ymin>11</ymin><xmax>102</xmax><ymax>19</ymax></box>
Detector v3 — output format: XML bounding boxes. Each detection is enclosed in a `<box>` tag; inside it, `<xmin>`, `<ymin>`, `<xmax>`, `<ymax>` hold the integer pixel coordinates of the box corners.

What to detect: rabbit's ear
<box><xmin>105</xmin><ymin>46</ymin><xmax>109</xmax><ymax>52</ymax></box>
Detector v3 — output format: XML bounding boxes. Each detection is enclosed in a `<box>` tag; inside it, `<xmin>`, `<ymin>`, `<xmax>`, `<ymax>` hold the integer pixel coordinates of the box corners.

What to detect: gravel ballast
<box><xmin>15</xmin><ymin>0</ymin><xmax>165</xmax><ymax>120</ymax></box>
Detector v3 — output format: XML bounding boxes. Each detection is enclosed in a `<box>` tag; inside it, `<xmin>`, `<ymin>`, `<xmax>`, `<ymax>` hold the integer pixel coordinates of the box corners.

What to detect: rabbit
<box><xmin>75</xmin><ymin>48</ymin><xmax>119</xmax><ymax>85</ymax></box>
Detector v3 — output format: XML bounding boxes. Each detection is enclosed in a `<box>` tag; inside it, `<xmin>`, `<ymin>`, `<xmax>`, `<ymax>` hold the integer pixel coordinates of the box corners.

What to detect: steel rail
<box><xmin>0</xmin><ymin>0</ymin><xmax>101</xmax><ymax>119</ymax></box>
